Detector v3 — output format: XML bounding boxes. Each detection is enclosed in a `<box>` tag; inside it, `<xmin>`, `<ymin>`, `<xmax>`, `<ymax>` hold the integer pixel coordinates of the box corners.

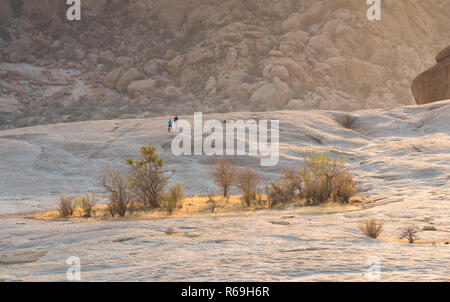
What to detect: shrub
<box><xmin>300</xmin><ymin>150</ymin><xmax>355</xmax><ymax>205</ymax></box>
<box><xmin>77</xmin><ymin>193</ymin><xmax>98</xmax><ymax>218</ymax></box>
<box><xmin>165</xmin><ymin>184</ymin><xmax>184</xmax><ymax>214</ymax></box>
<box><xmin>236</xmin><ymin>167</ymin><xmax>260</xmax><ymax>207</ymax></box>
<box><xmin>58</xmin><ymin>196</ymin><xmax>75</xmax><ymax>218</ymax></box>
<box><xmin>265</xmin><ymin>182</ymin><xmax>295</xmax><ymax>208</ymax></box>
<box><xmin>331</xmin><ymin>171</ymin><xmax>356</xmax><ymax>203</ymax></box>
<box><xmin>359</xmin><ymin>219</ymin><xmax>384</xmax><ymax>239</ymax></box>
<box><xmin>254</xmin><ymin>190</ymin><xmax>267</xmax><ymax>209</ymax></box>
<box><xmin>209</xmin><ymin>159</ymin><xmax>235</xmax><ymax>199</ymax></box>
<box><xmin>126</xmin><ymin>145</ymin><xmax>168</xmax><ymax>209</ymax></box>
<box><xmin>400</xmin><ymin>225</ymin><xmax>419</xmax><ymax>244</ymax></box>
<box><xmin>207</xmin><ymin>190</ymin><xmax>217</xmax><ymax>213</ymax></box>
<box><xmin>99</xmin><ymin>167</ymin><xmax>131</xmax><ymax>217</ymax></box>
<box><xmin>282</xmin><ymin>168</ymin><xmax>303</xmax><ymax>198</ymax></box>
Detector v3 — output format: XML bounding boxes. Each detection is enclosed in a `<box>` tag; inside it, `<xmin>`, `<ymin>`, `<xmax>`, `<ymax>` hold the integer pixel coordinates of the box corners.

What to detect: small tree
<box><xmin>209</xmin><ymin>159</ymin><xmax>235</xmax><ymax>199</ymax></box>
<box><xmin>99</xmin><ymin>167</ymin><xmax>130</xmax><ymax>217</ymax></box>
<box><xmin>236</xmin><ymin>166</ymin><xmax>260</xmax><ymax>207</ymax></box>
<box><xmin>126</xmin><ymin>145</ymin><xmax>168</xmax><ymax>209</ymax></box>
<box><xmin>400</xmin><ymin>225</ymin><xmax>419</xmax><ymax>244</ymax></box>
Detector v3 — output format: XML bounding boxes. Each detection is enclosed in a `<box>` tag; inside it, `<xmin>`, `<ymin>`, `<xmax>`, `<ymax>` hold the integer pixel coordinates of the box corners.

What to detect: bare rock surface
<box><xmin>0</xmin><ymin>101</ymin><xmax>449</xmax><ymax>281</ymax></box>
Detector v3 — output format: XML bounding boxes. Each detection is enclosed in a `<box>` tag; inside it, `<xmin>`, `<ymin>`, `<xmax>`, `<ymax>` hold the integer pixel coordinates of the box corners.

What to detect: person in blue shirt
<box><xmin>168</xmin><ymin>119</ymin><xmax>173</xmax><ymax>132</ymax></box>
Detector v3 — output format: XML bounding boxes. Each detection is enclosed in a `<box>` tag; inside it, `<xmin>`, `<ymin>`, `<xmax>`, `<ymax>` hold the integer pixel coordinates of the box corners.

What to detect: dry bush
<box><xmin>100</xmin><ymin>167</ymin><xmax>131</xmax><ymax>217</ymax></box>
<box><xmin>400</xmin><ymin>225</ymin><xmax>419</xmax><ymax>244</ymax></box>
<box><xmin>126</xmin><ymin>145</ymin><xmax>168</xmax><ymax>209</ymax></box>
<box><xmin>282</xmin><ymin>168</ymin><xmax>303</xmax><ymax>198</ymax></box>
<box><xmin>207</xmin><ymin>190</ymin><xmax>217</xmax><ymax>213</ymax></box>
<box><xmin>165</xmin><ymin>183</ymin><xmax>184</xmax><ymax>214</ymax></box>
<box><xmin>331</xmin><ymin>171</ymin><xmax>356</xmax><ymax>203</ymax></box>
<box><xmin>208</xmin><ymin>159</ymin><xmax>235</xmax><ymax>199</ymax></box>
<box><xmin>58</xmin><ymin>196</ymin><xmax>75</xmax><ymax>218</ymax></box>
<box><xmin>236</xmin><ymin>166</ymin><xmax>260</xmax><ymax>207</ymax></box>
<box><xmin>77</xmin><ymin>193</ymin><xmax>98</xmax><ymax>218</ymax></box>
<box><xmin>265</xmin><ymin>182</ymin><xmax>295</xmax><ymax>208</ymax></box>
<box><xmin>359</xmin><ymin>219</ymin><xmax>384</xmax><ymax>239</ymax></box>
<box><xmin>302</xmin><ymin>175</ymin><xmax>329</xmax><ymax>205</ymax></box>
<box><xmin>254</xmin><ymin>190</ymin><xmax>267</xmax><ymax>209</ymax></box>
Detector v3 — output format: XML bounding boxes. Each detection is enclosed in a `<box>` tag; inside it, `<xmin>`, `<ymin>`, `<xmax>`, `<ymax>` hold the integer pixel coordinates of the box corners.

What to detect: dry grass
<box><xmin>359</xmin><ymin>218</ymin><xmax>384</xmax><ymax>239</ymax></box>
<box><xmin>31</xmin><ymin>194</ymin><xmax>363</xmax><ymax>222</ymax></box>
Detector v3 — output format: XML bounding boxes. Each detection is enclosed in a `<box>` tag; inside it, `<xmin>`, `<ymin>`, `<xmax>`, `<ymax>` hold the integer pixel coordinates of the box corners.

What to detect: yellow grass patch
<box><xmin>378</xmin><ymin>237</ymin><xmax>450</xmax><ymax>245</ymax></box>
<box><xmin>28</xmin><ymin>195</ymin><xmax>364</xmax><ymax>222</ymax></box>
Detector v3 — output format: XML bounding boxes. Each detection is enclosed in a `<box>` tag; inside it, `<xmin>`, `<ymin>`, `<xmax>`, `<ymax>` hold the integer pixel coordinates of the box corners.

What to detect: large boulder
<box><xmin>250</xmin><ymin>83</ymin><xmax>281</xmax><ymax>106</ymax></box>
<box><xmin>412</xmin><ymin>46</ymin><xmax>450</xmax><ymax>105</ymax></box>
<box><xmin>115</xmin><ymin>68</ymin><xmax>140</xmax><ymax>92</ymax></box>
<box><xmin>127</xmin><ymin>79</ymin><xmax>157</xmax><ymax>97</ymax></box>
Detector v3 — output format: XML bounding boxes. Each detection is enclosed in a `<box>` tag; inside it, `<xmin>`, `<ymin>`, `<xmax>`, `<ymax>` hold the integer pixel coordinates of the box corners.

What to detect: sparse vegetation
<box><xmin>207</xmin><ymin>190</ymin><xmax>217</xmax><ymax>213</ymax></box>
<box><xmin>165</xmin><ymin>184</ymin><xmax>184</xmax><ymax>214</ymax></box>
<box><xmin>209</xmin><ymin>159</ymin><xmax>236</xmax><ymax>199</ymax></box>
<box><xmin>77</xmin><ymin>193</ymin><xmax>98</xmax><ymax>218</ymax></box>
<box><xmin>265</xmin><ymin>182</ymin><xmax>296</xmax><ymax>208</ymax></box>
<box><xmin>359</xmin><ymin>219</ymin><xmax>384</xmax><ymax>239</ymax></box>
<box><xmin>126</xmin><ymin>145</ymin><xmax>168</xmax><ymax>209</ymax></box>
<box><xmin>400</xmin><ymin>225</ymin><xmax>419</xmax><ymax>244</ymax></box>
<box><xmin>236</xmin><ymin>166</ymin><xmax>260</xmax><ymax>207</ymax></box>
<box><xmin>301</xmin><ymin>150</ymin><xmax>355</xmax><ymax>205</ymax></box>
<box><xmin>100</xmin><ymin>167</ymin><xmax>131</xmax><ymax>217</ymax></box>
<box><xmin>58</xmin><ymin>196</ymin><xmax>75</xmax><ymax>218</ymax></box>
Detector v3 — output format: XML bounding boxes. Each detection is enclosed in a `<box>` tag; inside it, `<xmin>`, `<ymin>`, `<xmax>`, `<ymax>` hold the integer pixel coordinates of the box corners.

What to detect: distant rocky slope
<box><xmin>412</xmin><ymin>46</ymin><xmax>450</xmax><ymax>105</ymax></box>
<box><xmin>0</xmin><ymin>0</ymin><xmax>449</xmax><ymax>129</ymax></box>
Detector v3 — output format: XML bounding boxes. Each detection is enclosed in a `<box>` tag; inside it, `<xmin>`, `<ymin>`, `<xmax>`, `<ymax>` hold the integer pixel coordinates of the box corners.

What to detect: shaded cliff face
<box><xmin>412</xmin><ymin>46</ymin><xmax>450</xmax><ymax>105</ymax></box>
<box><xmin>0</xmin><ymin>0</ymin><xmax>449</xmax><ymax>129</ymax></box>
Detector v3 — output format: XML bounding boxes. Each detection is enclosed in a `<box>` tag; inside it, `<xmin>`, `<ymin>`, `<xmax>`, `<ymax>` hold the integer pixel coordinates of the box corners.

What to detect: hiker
<box><xmin>174</xmin><ymin>115</ymin><xmax>179</xmax><ymax>132</ymax></box>
<box><xmin>168</xmin><ymin>118</ymin><xmax>173</xmax><ymax>132</ymax></box>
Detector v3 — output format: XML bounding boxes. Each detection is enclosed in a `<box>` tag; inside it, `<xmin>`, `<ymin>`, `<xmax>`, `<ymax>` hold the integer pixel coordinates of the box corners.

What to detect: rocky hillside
<box><xmin>0</xmin><ymin>0</ymin><xmax>449</xmax><ymax>129</ymax></box>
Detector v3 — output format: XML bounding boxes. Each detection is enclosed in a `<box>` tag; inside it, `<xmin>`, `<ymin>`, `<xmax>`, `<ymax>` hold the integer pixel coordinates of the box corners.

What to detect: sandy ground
<box><xmin>0</xmin><ymin>100</ymin><xmax>449</xmax><ymax>281</ymax></box>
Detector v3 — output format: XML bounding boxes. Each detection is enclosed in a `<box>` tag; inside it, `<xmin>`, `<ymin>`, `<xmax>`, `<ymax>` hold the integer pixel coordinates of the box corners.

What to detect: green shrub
<box><xmin>300</xmin><ymin>150</ymin><xmax>354</xmax><ymax>205</ymax></box>
<box><xmin>126</xmin><ymin>145</ymin><xmax>168</xmax><ymax>209</ymax></box>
